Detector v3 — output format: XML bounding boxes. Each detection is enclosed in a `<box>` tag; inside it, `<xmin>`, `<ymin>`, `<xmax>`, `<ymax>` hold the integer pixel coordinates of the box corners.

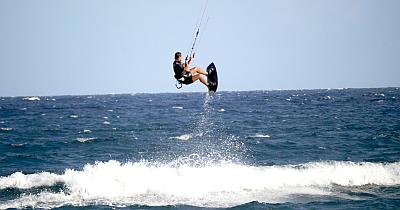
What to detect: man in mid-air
<box><xmin>173</xmin><ymin>52</ymin><xmax>209</xmax><ymax>88</ymax></box>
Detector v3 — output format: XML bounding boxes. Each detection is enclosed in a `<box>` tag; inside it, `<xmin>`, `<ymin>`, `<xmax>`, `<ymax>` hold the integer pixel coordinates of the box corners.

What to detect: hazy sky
<box><xmin>0</xmin><ymin>0</ymin><xmax>399</xmax><ymax>96</ymax></box>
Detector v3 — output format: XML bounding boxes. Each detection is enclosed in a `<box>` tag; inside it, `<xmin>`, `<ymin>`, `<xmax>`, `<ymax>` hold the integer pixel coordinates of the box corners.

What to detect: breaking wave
<box><xmin>0</xmin><ymin>160</ymin><xmax>399</xmax><ymax>209</ymax></box>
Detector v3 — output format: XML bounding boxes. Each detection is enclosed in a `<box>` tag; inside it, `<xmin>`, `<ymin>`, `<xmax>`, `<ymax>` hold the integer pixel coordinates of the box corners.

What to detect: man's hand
<box><xmin>184</xmin><ymin>56</ymin><xmax>192</xmax><ymax>69</ymax></box>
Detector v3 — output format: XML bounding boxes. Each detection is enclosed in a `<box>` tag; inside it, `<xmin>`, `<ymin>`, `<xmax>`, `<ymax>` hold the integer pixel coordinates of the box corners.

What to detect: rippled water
<box><xmin>0</xmin><ymin>88</ymin><xmax>399</xmax><ymax>209</ymax></box>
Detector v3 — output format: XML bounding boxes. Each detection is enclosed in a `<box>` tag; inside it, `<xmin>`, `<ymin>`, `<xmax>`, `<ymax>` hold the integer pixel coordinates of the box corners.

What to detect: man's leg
<box><xmin>190</xmin><ymin>67</ymin><xmax>208</xmax><ymax>76</ymax></box>
<box><xmin>192</xmin><ymin>74</ymin><xmax>208</xmax><ymax>87</ymax></box>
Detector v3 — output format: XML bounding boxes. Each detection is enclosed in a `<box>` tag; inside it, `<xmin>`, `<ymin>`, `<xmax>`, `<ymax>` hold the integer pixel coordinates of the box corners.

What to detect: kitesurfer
<box><xmin>173</xmin><ymin>52</ymin><xmax>209</xmax><ymax>88</ymax></box>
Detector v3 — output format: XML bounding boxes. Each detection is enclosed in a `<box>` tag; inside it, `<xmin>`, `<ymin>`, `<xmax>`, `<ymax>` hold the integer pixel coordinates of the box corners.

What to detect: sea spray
<box><xmin>183</xmin><ymin>93</ymin><xmax>246</xmax><ymax>163</ymax></box>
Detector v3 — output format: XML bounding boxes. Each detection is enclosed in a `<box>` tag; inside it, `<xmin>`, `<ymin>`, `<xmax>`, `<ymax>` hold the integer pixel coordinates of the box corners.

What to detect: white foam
<box><xmin>103</xmin><ymin>121</ymin><xmax>110</xmax><ymax>125</ymax></box>
<box><xmin>0</xmin><ymin>172</ymin><xmax>63</xmax><ymax>190</ymax></box>
<box><xmin>69</xmin><ymin>115</ymin><xmax>79</xmax><ymax>118</ymax></box>
<box><xmin>77</xmin><ymin>137</ymin><xmax>96</xmax><ymax>143</ymax></box>
<box><xmin>23</xmin><ymin>96</ymin><xmax>40</xmax><ymax>101</ymax></box>
<box><xmin>0</xmin><ymin>160</ymin><xmax>399</xmax><ymax>209</ymax></box>
<box><xmin>83</xmin><ymin>129</ymin><xmax>92</xmax><ymax>133</ymax></box>
<box><xmin>172</xmin><ymin>106</ymin><xmax>183</xmax><ymax>110</ymax></box>
<box><xmin>0</xmin><ymin>127</ymin><xmax>13</xmax><ymax>131</ymax></box>
<box><xmin>252</xmin><ymin>134</ymin><xmax>270</xmax><ymax>138</ymax></box>
<box><xmin>11</xmin><ymin>143</ymin><xmax>25</xmax><ymax>147</ymax></box>
<box><xmin>169</xmin><ymin>134</ymin><xmax>191</xmax><ymax>141</ymax></box>
<box><xmin>218</xmin><ymin>108</ymin><xmax>225</xmax><ymax>112</ymax></box>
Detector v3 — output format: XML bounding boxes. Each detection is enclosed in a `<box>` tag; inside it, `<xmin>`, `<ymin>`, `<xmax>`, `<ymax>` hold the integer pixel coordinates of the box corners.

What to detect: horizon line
<box><xmin>1</xmin><ymin>86</ymin><xmax>399</xmax><ymax>98</ymax></box>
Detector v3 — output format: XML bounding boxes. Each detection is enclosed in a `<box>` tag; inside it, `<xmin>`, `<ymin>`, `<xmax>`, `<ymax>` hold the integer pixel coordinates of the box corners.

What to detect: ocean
<box><xmin>0</xmin><ymin>88</ymin><xmax>399</xmax><ymax>209</ymax></box>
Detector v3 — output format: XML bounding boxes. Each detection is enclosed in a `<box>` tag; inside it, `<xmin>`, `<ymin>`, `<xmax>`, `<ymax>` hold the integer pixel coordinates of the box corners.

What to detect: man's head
<box><xmin>174</xmin><ymin>52</ymin><xmax>182</xmax><ymax>62</ymax></box>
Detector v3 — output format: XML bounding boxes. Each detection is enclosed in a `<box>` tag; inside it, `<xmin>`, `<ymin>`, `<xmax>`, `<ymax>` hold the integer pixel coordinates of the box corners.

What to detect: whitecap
<box><xmin>76</xmin><ymin>137</ymin><xmax>96</xmax><ymax>143</ymax></box>
<box><xmin>23</xmin><ymin>97</ymin><xmax>40</xmax><ymax>101</ymax></box>
<box><xmin>10</xmin><ymin>143</ymin><xmax>25</xmax><ymax>147</ymax></box>
<box><xmin>69</xmin><ymin>115</ymin><xmax>79</xmax><ymax>118</ymax></box>
<box><xmin>1</xmin><ymin>128</ymin><xmax>13</xmax><ymax>131</ymax></box>
<box><xmin>252</xmin><ymin>134</ymin><xmax>270</xmax><ymax>138</ymax></box>
<box><xmin>218</xmin><ymin>109</ymin><xmax>225</xmax><ymax>112</ymax></box>
<box><xmin>172</xmin><ymin>106</ymin><xmax>183</xmax><ymax>110</ymax></box>
<box><xmin>103</xmin><ymin>121</ymin><xmax>110</xmax><ymax>125</ymax></box>
<box><xmin>169</xmin><ymin>134</ymin><xmax>191</xmax><ymax>141</ymax></box>
<box><xmin>83</xmin><ymin>129</ymin><xmax>92</xmax><ymax>133</ymax></box>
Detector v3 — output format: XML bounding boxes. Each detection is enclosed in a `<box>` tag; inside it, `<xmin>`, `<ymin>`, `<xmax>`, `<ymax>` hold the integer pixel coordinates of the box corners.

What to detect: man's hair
<box><xmin>174</xmin><ymin>52</ymin><xmax>182</xmax><ymax>59</ymax></box>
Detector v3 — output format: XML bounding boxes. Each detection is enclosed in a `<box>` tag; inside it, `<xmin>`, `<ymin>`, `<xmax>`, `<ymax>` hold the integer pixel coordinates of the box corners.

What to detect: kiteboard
<box><xmin>206</xmin><ymin>62</ymin><xmax>218</xmax><ymax>93</ymax></box>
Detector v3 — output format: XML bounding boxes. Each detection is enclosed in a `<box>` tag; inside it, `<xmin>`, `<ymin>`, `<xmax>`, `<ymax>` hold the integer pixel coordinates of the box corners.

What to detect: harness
<box><xmin>174</xmin><ymin>72</ymin><xmax>192</xmax><ymax>89</ymax></box>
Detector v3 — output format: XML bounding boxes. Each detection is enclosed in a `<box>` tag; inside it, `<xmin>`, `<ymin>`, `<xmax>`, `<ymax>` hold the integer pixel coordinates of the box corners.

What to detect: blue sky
<box><xmin>0</xmin><ymin>0</ymin><xmax>399</xmax><ymax>96</ymax></box>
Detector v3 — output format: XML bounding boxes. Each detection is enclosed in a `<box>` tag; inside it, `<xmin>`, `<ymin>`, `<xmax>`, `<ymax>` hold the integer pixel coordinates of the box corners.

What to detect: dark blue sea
<box><xmin>0</xmin><ymin>88</ymin><xmax>399</xmax><ymax>209</ymax></box>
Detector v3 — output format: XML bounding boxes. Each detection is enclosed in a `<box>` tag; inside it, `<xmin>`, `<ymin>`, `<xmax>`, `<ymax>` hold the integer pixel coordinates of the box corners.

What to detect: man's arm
<box><xmin>183</xmin><ymin>56</ymin><xmax>192</xmax><ymax>72</ymax></box>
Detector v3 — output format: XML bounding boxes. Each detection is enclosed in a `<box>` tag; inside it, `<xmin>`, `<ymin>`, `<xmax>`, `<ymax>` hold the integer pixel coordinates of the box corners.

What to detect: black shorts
<box><xmin>179</xmin><ymin>74</ymin><xmax>193</xmax><ymax>85</ymax></box>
